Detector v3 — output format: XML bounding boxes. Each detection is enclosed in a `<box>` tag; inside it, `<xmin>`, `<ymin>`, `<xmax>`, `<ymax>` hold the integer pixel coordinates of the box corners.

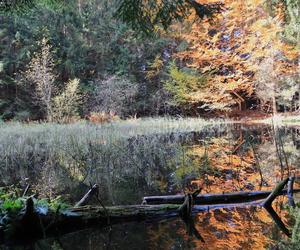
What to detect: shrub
<box><xmin>51</xmin><ymin>78</ymin><xmax>83</xmax><ymax>123</ymax></box>
<box><xmin>88</xmin><ymin>111</ymin><xmax>119</xmax><ymax>124</ymax></box>
<box><xmin>91</xmin><ymin>76</ymin><xmax>138</xmax><ymax>117</ymax></box>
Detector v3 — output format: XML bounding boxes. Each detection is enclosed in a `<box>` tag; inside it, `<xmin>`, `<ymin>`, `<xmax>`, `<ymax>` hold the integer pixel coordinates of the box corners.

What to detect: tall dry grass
<box><xmin>0</xmin><ymin>117</ymin><xmax>224</xmax><ymax>203</ymax></box>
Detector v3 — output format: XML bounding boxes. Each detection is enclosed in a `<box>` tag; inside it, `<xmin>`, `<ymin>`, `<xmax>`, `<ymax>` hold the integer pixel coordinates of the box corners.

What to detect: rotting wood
<box><xmin>264</xmin><ymin>205</ymin><xmax>291</xmax><ymax>237</ymax></box>
<box><xmin>178</xmin><ymin>189</ymin><xmax>204</xmax><ymax>241</ymax></box>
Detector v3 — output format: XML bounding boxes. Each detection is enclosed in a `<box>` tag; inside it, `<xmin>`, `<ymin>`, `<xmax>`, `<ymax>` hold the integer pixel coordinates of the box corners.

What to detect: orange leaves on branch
<box><xmin>171</xmin><ymin>0</ymin><xmax>299</xmax><ymax>112</ymax></box>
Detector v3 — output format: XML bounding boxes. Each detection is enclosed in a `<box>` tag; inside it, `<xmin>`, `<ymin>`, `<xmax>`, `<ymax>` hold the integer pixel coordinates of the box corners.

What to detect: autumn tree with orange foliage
<box><xmin>167</xmin><ymin>0</ymin><xmax>299</xmax><ymax>114</ymax></box>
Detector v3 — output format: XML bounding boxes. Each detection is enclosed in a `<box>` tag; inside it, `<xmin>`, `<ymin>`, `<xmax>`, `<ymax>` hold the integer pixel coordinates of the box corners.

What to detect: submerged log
<box><xmin>179</xmin><ymin>189</ymin><xmax>201</xmax><ymax>218</ymax></box>
<box><xmin>143</xmin><ymin>189</ymin><xmax>300</xmax><ymax>205</ymax></box>
<box><xmin>178</xmin><ymin>190</ymin><xmax>204</xmax><ymax>241</ymax></box>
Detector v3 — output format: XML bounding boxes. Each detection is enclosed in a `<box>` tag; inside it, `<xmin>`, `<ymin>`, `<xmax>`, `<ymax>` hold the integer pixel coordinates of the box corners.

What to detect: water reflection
<box><xmin>33</xmin><ymin>205</ymin><xmax>286</xmax><ymax>250</ymax></box>
<box><xmin>1</xmin><ymin>122</ymin><xmax>300</xmax><ymax>249</ymax></box>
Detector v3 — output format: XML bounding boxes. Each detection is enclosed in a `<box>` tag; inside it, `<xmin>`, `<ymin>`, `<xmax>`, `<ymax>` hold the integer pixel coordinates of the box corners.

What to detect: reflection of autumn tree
<box><xmin>185</xmin><ymin>135</ymin><xmax>262</xmax><ymax>193</ymax></box>
<box><xmin>254</xmin><ymin>140</ymin><xmax>282</xmax><ymax>182</ymax></box>
<box><xmin>177</xmin><ymin>125</ymin><xmax>300</xmax><ymax>194</ymax></box>
<box><xmin>255</xmin><ymin>130</ymin><xmax>300</xmax><ymax>180</ymax></box>
<box><xmin>170</xmin><ymin>128</ymin><xmax>267</xmax><ymax>192</ymax></box>
<box><xmin>146</xmin><ymin>206</ymin><xmax>289</xmax><ymax>250</ymax></box>
<box><xmin>192</xmin><ymin>205</ymin><xmax>289</xmax><ymax>250</ymax></box>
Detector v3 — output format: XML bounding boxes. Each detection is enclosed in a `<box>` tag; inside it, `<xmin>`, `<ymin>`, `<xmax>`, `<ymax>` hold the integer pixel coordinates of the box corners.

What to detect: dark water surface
<box><xmin>1</xmin><ymin>121</ymin><xmax>300</xmax><ymax>249</ymax></box>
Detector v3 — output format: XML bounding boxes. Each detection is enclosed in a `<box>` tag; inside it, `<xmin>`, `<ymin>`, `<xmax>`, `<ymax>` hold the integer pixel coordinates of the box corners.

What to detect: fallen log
<box><xmin>8</xmin><ymin>201</ymin><xmax>265</xmax><ymax>239</ymax></box>
<box><xmin>1</xmin><ymin>181</ymin><xmax>298</xmax><ymax>243</ymax></box>
<box><xmin>143</xmin><ymin>189</ymin><xmax>300</xmax><ymax>205</ymax></box>
<box><xmin>0</xmin><ymin>199</ymin><xmax>264</xmax><ymax>243</ymax></box>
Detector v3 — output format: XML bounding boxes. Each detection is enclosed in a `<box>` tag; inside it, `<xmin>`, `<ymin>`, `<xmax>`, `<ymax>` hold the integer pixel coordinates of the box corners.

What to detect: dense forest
<box><xmin>0</xmin><ymin>0</ymin><xmax>299</xmax><ymax>122</ymax></box>
<box><xmin>1</xmin><ymin>1</ymin><xmax>300</xmax><ymax>249</ymax></box>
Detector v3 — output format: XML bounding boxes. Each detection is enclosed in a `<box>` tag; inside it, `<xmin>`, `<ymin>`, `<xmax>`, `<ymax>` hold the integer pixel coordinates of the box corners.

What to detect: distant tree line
<box><xmin>0</xmin><ymin>0</ymin><xmax>299</xmax><ymax>121</ymax></box>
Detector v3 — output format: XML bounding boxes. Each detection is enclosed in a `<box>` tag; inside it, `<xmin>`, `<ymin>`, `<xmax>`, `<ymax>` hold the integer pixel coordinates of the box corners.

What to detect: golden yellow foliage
<box><xmin>171</xmin><ymin>0</ymin><xmax>299</xmax><ymax>111</ymax></box>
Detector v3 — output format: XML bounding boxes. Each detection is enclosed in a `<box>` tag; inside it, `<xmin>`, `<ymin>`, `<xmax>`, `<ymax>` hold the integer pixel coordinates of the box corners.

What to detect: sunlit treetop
<box><xmin>170</xmin><ymin>0</ymin><xmax>299</xmax><ymax>111</ymax></box>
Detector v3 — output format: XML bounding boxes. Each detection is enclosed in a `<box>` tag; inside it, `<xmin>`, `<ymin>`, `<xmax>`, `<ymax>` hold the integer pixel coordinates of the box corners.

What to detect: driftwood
<box><xmin>179</xmin><ymin>189</ymin><xmax>201</xmax><ymax>218</ymax></box>
<box><xmin>145</xmin><ymin>178</ymin><xmax>298</xmax><ymax>237</ymax></box>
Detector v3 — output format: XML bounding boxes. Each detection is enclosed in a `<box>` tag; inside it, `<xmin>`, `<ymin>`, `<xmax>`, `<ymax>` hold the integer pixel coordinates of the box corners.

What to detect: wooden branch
<box><xmin>14</xmin><ymin>203</ymin><xmax>255</xmax><ymax>236</ymax></box>
<box><xmin>2</xmin><ymin>183</ymin><xmax>298</xmax><ymax>242</ymax></box>
<box><xmin>262</xmin><ymin>178</ymin><xmax>289</xmax><ymax>208</ymax></box>
<box><xmin>287</xmin><ymin>176</ymin><xmax>296</xmax><ymax>208</ymax></box>
<box><xmin>179</xmin><ymin>189</ymin><xmax>205</xmax><ymax>241</ymax></box>
<box><xmin>74</xmin><ymin>184</ymin><xmax>98</xmax><ymax>207</ymax></box>
<box><xmin>179</xmin><ymin>194</ymin><xmax>193</xmax><ymax>218</ymax></box>
<box><xmin>22</xmin><ymin>184</ymin><xmax>30</xmax><ymax>197</ymax></box>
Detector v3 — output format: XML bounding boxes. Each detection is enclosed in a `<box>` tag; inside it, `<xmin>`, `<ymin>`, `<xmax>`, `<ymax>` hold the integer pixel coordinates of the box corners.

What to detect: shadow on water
<box><xmin>1</xmin><ymin>121</ymin><xmax>300</xmax><ymax>249</ymax></box>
